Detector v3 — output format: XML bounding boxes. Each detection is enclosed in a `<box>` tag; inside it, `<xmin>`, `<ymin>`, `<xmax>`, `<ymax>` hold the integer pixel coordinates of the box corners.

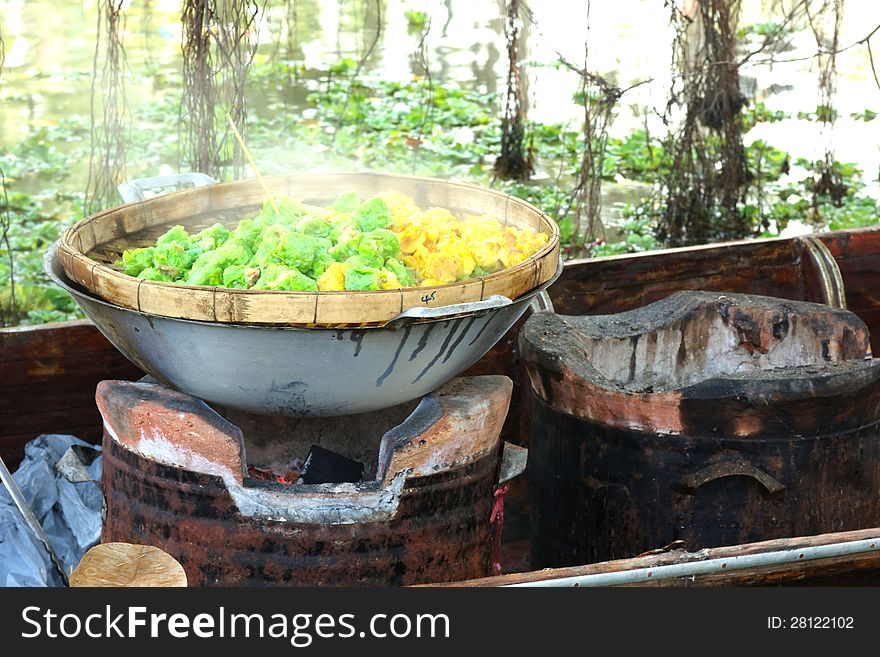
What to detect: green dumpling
<box><xmin>307</xmin><ymin>238</ymin><xmax>336</xmax><ymax>279</ymax></box>
<box><xmin>119</xmin><ymin>247</ymin><xmax>155</xmax><ymax>277</ymax></box>
<box><xmin>137</xmin><ymin>267</ymin><xmax>173</xmax><ymax>282</ymax></box>
<box><xmin>253</xmin><ymin>263</ymin><xmax>317</xmax><ymax>291</ymax></box>
<box><xmin>156</xmin><ymin>225</ymin><xmax>191</xmax><ymax>247</ymax></box>
<box><xmin>296</xmin><ymin>214</ymin><xmax>332</xmax><ymax>239</ymax></box>
<box><xmin>185</xmin><ymin>253</ymin><xmax>224</xmax><ymax>286</ymax></box>
<box><xmin>384</xmin><ymin>257</ymin><xmax>416</xmax><ymax>287</ymax></box>
<box><xmin>186</xmin><ymin>238</ymin><xmax>252</xmax><ymax>286</ymax></box>
<box><xmin>256</xmin><ymin>196</ymin><xmax>307</xmax><ymax>227</ymax></box>
<box><xmin>358</xmin><ymin>228</ymin><xmax>400</xmax><ymax>264</ymax></box>
<box><xmin>253</xmin><ymin>224</ymin><xmax>317</xmax><ymax>271</ymax></box>
<box><xmin>152</xmin><ymin>241</ymin><xmax>191</xmax><ymax>280</ymax></box>
<box><xmin>193</xmin><ymin>223</ymin><xmax>230</xmax><ymax>249</ymax></box>
<box><xmin>353</xmin><ymin>197</ymin><xmax>392</xmax><ymax>233</ymax></box>
<box><xmin>222</xmin><ymin>264</ymin><xmax>261</xmax><ymax>288</ymax></box>
<box><xmin>343</xmin><ymin>255</ymin><xmax>382</xmax><ymax>291</ymax></box>
<box><xmin>232</xmin><ymin>218</ymin><xmax>265</xmax><ymax>252</ymax></box>
<box><xmin>331</xmin><ymin>191</ymin><xmax>360</xmax><ymax>214</ymax></box>
<box><xmin>329</xmin><ymin>223</ymin><xmax>362</xmax><ymax>262</ymax></box>
<box><xmin>185</xmin><ymin>223</ymin><xmax>231</xmax><ymax>265</ymax></box>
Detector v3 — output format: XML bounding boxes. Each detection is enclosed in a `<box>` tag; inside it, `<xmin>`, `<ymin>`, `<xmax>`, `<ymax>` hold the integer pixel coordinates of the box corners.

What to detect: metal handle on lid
<box><xmin>117</xmin><ymin>172</ymin><xmax>217</xmax><ymax>204</ymax></box>
<box><xmin>678</xmin><ymin>460</ymin><xmax>785</xmax><ymax>496</ymax></box>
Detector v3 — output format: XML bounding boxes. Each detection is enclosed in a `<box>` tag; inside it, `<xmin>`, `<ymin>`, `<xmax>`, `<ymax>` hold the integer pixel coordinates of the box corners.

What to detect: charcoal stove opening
<box><xmin>215</xmin><ymin>399</ymin><xmax>421</xmax><ymax>485</ymax></box>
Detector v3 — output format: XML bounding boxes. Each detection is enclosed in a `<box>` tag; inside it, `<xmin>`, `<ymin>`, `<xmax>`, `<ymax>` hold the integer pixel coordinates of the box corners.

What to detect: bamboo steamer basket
<box><xmin>58</xmin><ymin>173</ymin><xmax>560</xmax><ymax>327</ymax></box>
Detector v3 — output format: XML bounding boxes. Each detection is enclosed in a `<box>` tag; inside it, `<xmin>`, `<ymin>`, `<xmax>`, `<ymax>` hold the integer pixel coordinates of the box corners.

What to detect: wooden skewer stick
<box><xmin>225</xmin><ymin>113</ymin><xmax>281</xmax><ymax>216</ymax></box>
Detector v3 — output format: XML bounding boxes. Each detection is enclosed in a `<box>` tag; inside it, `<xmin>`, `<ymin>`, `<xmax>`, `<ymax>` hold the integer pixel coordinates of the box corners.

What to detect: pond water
<box><xmin>1</xmin><ymin>0</ymin><xmax>879</xmax><ymax>218</ymax></box>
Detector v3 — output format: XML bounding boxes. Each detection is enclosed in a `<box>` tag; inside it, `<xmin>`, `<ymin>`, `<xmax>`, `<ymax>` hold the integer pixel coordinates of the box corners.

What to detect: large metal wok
<box><xmin>46</xmin><ymin>242</ymin><xmax>558</xmax><ymax>416</ymax></box>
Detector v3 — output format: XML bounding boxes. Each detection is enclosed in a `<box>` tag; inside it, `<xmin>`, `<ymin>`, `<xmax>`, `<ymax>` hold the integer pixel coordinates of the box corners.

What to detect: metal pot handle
<box><xmin>679</xmin><ymin>461</ymin><xmax>785</xmax><ymax>495</ymax></box>
<box><xmin>118</xmin><ymin>172</ymin><xmax>217</xmax><ymax>203</ymax></box>
<box><xmin>383</xmin><ymin>256</ymin><xmax>565</xmax><ymax>329</ymax></box>
<box><xmin>382</xmin><ymin>294</ymin><xmax>514</xmax><ymax>329</ymax></box>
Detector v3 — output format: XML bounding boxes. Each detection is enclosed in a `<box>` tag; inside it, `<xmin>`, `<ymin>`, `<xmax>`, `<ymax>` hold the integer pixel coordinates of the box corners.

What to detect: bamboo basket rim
<box><xmin>58</xmin><ymin>173</ymin><xmax>561</xmax><ymax>327</ymax></box>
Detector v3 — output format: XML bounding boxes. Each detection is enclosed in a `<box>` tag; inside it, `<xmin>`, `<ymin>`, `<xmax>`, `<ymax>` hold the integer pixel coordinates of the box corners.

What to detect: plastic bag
<box><xmin>0</xmin><ymin>435</ymin><xmax>102</xmax><ymax>587</ymax></box>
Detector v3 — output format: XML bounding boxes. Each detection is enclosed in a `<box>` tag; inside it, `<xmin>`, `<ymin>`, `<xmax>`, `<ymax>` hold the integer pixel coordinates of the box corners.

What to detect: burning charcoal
<box><xmin>299</xmin><ymin>446</ymin><xmax>364</xmax><ymax>484</ymax></box>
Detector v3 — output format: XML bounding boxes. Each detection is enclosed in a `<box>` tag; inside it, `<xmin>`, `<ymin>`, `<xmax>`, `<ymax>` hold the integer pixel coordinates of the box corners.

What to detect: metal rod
<box><xmin>507</xmin><ymin>537</ymin><xmax>880</xmax><ymax>587</ymax></box>
<box><xmin>225</xmin><ymin>113</ymin><xmax>281</xmax><ymax>216</ymax></box>
<box><xmin>0</xmin><ymin>455</ymin><xmax>69</xmax><ymax>586</ymax></box>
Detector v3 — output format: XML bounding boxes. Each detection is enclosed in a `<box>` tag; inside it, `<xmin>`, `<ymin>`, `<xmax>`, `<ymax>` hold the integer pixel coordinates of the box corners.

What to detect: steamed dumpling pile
<box><xmin>117</xmin><ymin>191</ymin><xmax>549</xmax><ymax>292</ymax></box>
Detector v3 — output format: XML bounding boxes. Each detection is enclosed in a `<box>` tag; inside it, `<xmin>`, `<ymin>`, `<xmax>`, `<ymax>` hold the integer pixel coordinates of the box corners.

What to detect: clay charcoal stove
<box><xmin>97</xmin><ymin>375</ymin><xmax>517</xmax><ymax>586</ymax></box>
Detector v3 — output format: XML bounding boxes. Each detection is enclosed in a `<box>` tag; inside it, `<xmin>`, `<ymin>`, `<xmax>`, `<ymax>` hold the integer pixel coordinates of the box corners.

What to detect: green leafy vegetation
<box><xmin>1</xmin><ymin>54</ymin><xmax>878</xmax><ymax>325</ymax></box>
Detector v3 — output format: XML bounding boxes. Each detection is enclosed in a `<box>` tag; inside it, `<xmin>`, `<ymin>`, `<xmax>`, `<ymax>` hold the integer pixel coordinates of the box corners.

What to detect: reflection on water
<box><xmin>0</xmin><ymin>0</ymin><xmax>878</xmax><ymax>207</ymax></box>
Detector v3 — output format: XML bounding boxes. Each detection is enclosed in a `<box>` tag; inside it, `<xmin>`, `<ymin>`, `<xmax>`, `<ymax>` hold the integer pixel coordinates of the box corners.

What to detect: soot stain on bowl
<box><xmin>376</xmin><ymin>325</ymin><xmax>412</xmax><ymax>387</ymax></box>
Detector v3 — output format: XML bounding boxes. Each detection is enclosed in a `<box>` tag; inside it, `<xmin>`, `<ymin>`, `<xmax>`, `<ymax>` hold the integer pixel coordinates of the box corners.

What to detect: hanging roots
<box><xmin>84</xmin><ymin>0</ymin><xmax>130</xmax><ymax>215</ymax></box>
<box><xmin>180</xmin><ymin>1</ymin><xmax>260</xmax><ymax>180</ymax></box>
<box><xmin>657</xmin><ymin>0</ymin><xmax>753</xmax><ymax>247</ymax></box>
<box><xmin>284</xmin><ymin>0</ymin><xmax>301</xmax><ymax>82</ymax></box>
<box><xmin>409</xmin><ymin>7</ymin><xmax>434</xmax><ymax>171</ymax></box>
<box><xmin>808</xmin><ymin>0</ymin><xmax>847</xmax><ymax>208</ymax></box>
<box><xmin>493</xmin><ymin>0</ymin><xmax>534</xmax><ymax>181</ymax></box>
<box><xmin>0</xmin><ymin>27</ymin><xmax>13</xmax><ymax>327</ymax></box>
<box><xmin>333</xmin><ymin>0</ymin><xmax>383</xmax><ymax>142</ymax></box>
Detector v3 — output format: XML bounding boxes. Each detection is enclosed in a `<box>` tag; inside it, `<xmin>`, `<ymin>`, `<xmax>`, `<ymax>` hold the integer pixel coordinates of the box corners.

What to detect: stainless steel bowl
<box><xmin>46</xmin><ymin>241</ymin><xmax>559</xmax><ymax>416</ymax></box>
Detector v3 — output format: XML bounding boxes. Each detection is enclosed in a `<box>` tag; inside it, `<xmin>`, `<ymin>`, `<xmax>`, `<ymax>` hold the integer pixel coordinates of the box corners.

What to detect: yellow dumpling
<box><xmin>403</xmin><ymin>246</ymin><xmax>430</xmax><ymax>273</ymax></box>
<box><xmin>397</xmin><ymin>223</ymin><xmax>427</xmax><ymax>255</ymax></box>
<box><xmin>420</xmin><ymin>278</ymin><xmax>445</xmax><ymax>288</ymax></box>
<box><xmin>420</xmin><ymin>251</ymin><xmax>460</xmax><ymax>284</ymax></box>
<box><xmin>510</xmin><ymin>226</ymin><xmax>548</xmax><ymax>254</ymax></box>
<box><xmin>384</xmin><ymin>195</ymin><xmax>548</xmax><ymax>287</ymax></box>
<box><xmin>469</xmin><ymin>241</ymin><xmax>503</xmax><ymax>271</ymax></box>
<box><xmin>376</xmin><ymin>191</ymin><xmax>421</xmax><ymax>228</ymax></box>
<box><xmin>317</xmin><ymin>262</ymin><xmax>347</xmax><ymax>291</ymax></box>
<box><xmin>322</xmin><ymin>208</ymin><xmax>353</xmax><ymax>225</ymax></box>
<box><xmin>457</xmin><ymin>216</ymin><xmax>505</xmax><ymax>244</ymax></box>
<box><xmin>499</xmin><ymin>246</ymin><xmax>529</xmax><ymax>268</ymax></box>
<box><xmin>380</xmin><ymin>269</ymin><xmax>401</xmax><ymax>290</ymax></box>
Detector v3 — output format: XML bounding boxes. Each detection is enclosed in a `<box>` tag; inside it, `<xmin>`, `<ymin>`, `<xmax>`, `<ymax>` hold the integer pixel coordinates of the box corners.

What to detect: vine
<box><xmin>0</xmin><ymin>25</ymin><xmax>14</xmax><ymax>326</ymax></box>
<box><xmin>493</xmin><ymin>0</ymin><xmax>533</xmax><ymax>181</ymax></box>
<box><xmin>180</xmin><ymin>1</ymin><xmax>261</xmax><ymax>180</ymax></box>
<box><xmin>84</xmin><ymin>0</ymin><xmax>130</xmax><ymax>215</ymax></box>
<box><xmin>807</xmin><ymin>0</ymin><xmax>846</xmax><ymax>210</ymax></box>
<box><xmin>657</xmin><ymin>0</ymin><xmax>753</xmax><ymax>247</ymax></box>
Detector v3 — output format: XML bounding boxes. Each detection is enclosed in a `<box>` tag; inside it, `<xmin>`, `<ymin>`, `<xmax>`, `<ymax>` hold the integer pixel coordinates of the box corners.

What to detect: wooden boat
<box><xmin>3</xmin><ymin>224</ymin><xmax>880</xmax><ymax>586</ymax></box>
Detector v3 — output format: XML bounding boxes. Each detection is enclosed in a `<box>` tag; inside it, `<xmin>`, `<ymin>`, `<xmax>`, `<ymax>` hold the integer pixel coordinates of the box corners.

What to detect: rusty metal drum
<box><xmin>521</xmin><ymin>291</ymin><xmax>880</xmax><ymax>568</ymax></box>
<box><xmin>98</xmin><ymin>375</ymin><xmax>514</xmax><ymax>586</ymax></box>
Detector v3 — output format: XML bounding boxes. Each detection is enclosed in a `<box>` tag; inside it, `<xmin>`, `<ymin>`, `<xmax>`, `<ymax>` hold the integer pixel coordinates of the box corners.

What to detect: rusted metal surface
<box><xmin>98</xmin><ymin>375</ymin><xmax>512</xmax><ymax>586</ymax></box>
<box><xmin>521</xmin><ymin>291</ymin><xmax>880</xmax><ymax>569</ymax></box>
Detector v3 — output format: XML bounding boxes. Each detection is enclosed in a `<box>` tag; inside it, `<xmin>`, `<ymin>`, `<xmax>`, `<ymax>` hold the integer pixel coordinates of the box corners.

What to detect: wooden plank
<box><xmin>553</xmin><ymin>239</ymin><xmax>817</xmax><ymax>316</ymax></box>
<box><xmin>437</xmin><ymin>527</ymin><xmax>880</xmax><ymax>587</ymax></box>
<box><xmin>820</xmin><ymin>226</ymin><xmax>880</xmax><ymax>260</ymax></box>
<box><xmin>0</xmin><ymin>320</ymin><xmax>142</xmax><ymax>469</ymax></box>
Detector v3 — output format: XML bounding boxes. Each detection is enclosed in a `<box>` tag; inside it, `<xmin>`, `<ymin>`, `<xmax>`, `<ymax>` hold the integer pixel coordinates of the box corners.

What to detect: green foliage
<box><xmin>850</xmin><ymin>109</ymin><xmax>877</xmax><ymax>122</ymax></box>
<box><xmin>743</xmin><ymin>101</ymin><xmax>788</xmax><ymax>131</ymax></box>
<box><xmin>737</xmin><ymin>21</ymin><xmax>797</xmax><ymax>39</ymax></box>
<box><xmin>797</xmin><ymin>105</ymin><xmax>839</xmax><ymax>122</ymax></box>
<box><xmin>404</xmin><ymin>10</ymin><xmax>428</xmax><ymax>32</ymax></box>
<box><xmin>591</xmin><ymin>204</ymin><xmax>659</xmax><ymax>257</ymax></box>
<box><xmin>2</xmin><ymin>51</ymin><xmax>879</xmax><ymax>326</ymax></box>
